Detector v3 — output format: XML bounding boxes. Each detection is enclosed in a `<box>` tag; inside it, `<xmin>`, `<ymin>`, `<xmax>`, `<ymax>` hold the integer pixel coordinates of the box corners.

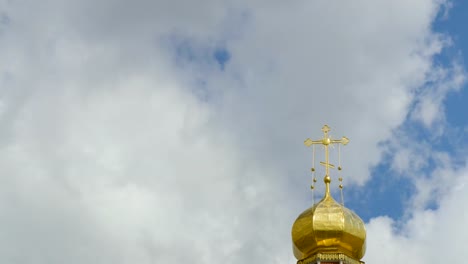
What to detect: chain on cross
<box><xmin>304</xmin><ymin>125</ymin><xmax>349</xmax><ymax>199</ymax></box>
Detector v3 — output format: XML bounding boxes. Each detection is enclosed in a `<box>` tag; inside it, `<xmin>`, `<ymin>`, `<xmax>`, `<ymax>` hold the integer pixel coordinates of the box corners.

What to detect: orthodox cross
<box><xmin>304</xmin><ymin>125</ymin><xmax>349</xmax><ymax>196</ymax></box>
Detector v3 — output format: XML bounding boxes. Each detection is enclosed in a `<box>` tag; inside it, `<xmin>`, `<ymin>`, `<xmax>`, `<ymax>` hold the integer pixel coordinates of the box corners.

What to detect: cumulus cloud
<box><xmin>0</xmin><ymin>0</ymin><xmax>465</xmax><ymax>263</ymax></box>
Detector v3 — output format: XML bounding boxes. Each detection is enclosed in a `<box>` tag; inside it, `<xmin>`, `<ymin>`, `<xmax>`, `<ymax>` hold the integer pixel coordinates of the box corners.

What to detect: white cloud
<box><xmin>0</xmin><ymin>0</ymin><xmax>465</xmax><ymax>263</ymax></box>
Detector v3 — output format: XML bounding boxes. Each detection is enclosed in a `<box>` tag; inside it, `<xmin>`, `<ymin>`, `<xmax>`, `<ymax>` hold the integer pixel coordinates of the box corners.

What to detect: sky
<box><xmin>0</xmin><ymin>0</ymin><xmax>467</xmax><ymax>263</ymax></box>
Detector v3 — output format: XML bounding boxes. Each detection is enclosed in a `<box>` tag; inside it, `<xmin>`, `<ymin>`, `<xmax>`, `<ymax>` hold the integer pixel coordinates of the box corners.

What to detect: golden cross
<box><xmin>304</xmin><ymin>125</ymin><xmax>349</xmax><ymax>195</ymax></box>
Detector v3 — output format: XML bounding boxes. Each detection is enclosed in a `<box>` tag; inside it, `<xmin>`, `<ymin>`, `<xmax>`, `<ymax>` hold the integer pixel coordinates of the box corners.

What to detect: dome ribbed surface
<box><xmin>291</xmin><ymin>194</ymin><xmax>366</xmax><ymax>261</ymax></box>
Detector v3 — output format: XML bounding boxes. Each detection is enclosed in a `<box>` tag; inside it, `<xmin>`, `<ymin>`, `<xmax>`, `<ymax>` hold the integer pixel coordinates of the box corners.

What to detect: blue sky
<box><xmin>434</xmin><ymin>1</ymin><xmax>468</xmax><ymax>127</ymax></box>
<box><xmin>348</xmin><ymin>0</ymin><xmax>467</xmax><ymax>223</ymax></box>
<box><xmin>0</xmin><ymin>1</ymin><xmax>467</xmax><ymax>264</ymax></box>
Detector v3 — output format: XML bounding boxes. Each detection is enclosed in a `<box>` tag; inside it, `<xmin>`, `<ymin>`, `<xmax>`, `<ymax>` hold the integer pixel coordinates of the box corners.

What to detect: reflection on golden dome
<box><xmin>291</xmin><ymin>192</ymin><xmax>366</xmax><ymax>261</ymax></box>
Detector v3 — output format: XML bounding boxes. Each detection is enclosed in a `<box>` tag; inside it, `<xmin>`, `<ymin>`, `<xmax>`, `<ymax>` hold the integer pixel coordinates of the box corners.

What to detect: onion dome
<box><xmin>291</xmin><ymin>191</ymin><xmax>366</xmax><ymax>261</ymax></box>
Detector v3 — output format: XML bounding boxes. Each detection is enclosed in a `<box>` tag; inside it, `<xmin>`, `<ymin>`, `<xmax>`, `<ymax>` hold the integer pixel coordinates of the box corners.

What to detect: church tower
<box><xmin>291</xmin><ymin>125</ymin><xmax>366</xmax><ymax>264</ymax></box>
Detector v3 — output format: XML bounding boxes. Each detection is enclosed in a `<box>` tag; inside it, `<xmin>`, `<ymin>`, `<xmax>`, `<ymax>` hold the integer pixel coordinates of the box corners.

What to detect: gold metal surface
<box><xmin>298</xmin><ymin>253</ymin><xmax>365</xmax><ymax>264</ymax></box>
<box><xmin>292</xmin><ymin>194</ymin><xmax>366</xmax><ymax>260</ymax></box>
<box><xmin>293</xmin><ymin>125</ymin><xmax>366</xmax><ymax>262</ymax></box>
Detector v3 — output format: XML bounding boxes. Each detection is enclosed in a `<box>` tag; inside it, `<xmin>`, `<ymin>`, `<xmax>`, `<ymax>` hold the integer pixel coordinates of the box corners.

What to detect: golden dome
<box><xmin>291</xmin><ymin>192</ymin><xmax>366</xmax><ymax>261</ymax></box>
<box><xmin>296</xmin><ymin>125</ymin><xmax>366</xmax><ymax>262</ymax></box>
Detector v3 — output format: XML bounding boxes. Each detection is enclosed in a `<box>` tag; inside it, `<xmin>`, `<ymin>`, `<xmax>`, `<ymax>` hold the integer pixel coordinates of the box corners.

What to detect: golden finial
<box><xmin>304</xmin><ymin>125</ymin><xmax>349</xmax><ymax>197</ymax></box>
